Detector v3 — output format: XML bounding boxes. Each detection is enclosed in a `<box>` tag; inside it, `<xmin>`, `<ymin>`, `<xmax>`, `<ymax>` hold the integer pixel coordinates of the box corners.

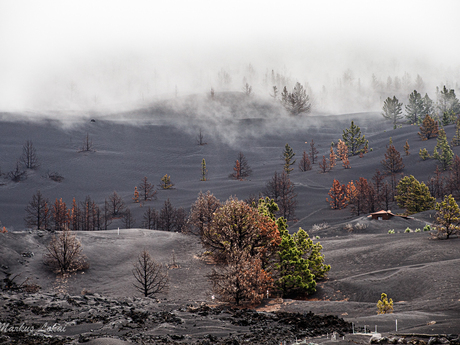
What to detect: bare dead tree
<box><xmin>101</xmin><ymin>199</ymin><xmax>112</xmax><ymax>230</ymax></box>
<box><xmin>109</xmin><ymin>191</ymin><xmax>125</xmax><ymax>217</ymax></box>
<box><xmin>143</xmin><ymin>206</ymin><xmax>159</xmax><ymax>229</ymax></box>
<box><xmin>196</xmin><ymin>129</ymin><xmax>207</xmax><ymax>145</ymax></box>
<box><xmin>174</xmin><ymin>207</ymin><xmax>187</xmax><ymax>232</ymax></box>
<box><xmin>243</xmin><ymin>82</ymin><xmax>252</xmax><ymax>96</ymax></box>
<box><xmin>132</xmin><ymin>249</ymin><xmax>168</xmax><ymax>297</ymax></box>
<box><xmin>8</xmin><ymin>161</ymin><xmax>27</xmax><ymax>182</ymax></box>
<box><xmin>159</xmin><ymin>199</ymin><xmax>175</xmax><ymax>231</ymax></box>
<box><xmin>20</xmin><ymin>140</ymin><xmax>39</xmax><ymax>169</ymax></box>
<box><xmin>122</xmin><ymin>208</ymin><xmax>136</xmax><ymax>228</ymax></box>
<box><xmin>264</xmin><ymin>171</ymin><xmax>297</xmax><ymax>220</ymax></box>
<box><xmin>79</xmin><ymin>196</ymin><xmax>101</xmax><ymax>231</ymax></box>
<box><xmin>79</xmin><ymin>133</ymin><xmax>94</xmax><ymax>152</ymax></box>
<box><xmin>24</xmin><ymin>190</ymin><xmax>50</xmax><ymax>230</ymax></box>
<box><xmin>44</xmin><ymin>229</ymin><xmax>89</xmax><ymax>274</ymax></box>
<box><xmin>309</xmin><ymin>140</ymin><xmax>319</xmax><ymax>164</ymax></box>
<box><xmin>138</xmin><ymin>176</ymin><xmax>157</xmax><ymax>201</ymax></box>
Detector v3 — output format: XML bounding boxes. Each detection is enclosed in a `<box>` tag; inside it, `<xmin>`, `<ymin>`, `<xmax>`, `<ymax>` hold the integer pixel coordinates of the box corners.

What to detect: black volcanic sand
<box><xmin>1</xmin><ymin>97</ymin><xmax>460</xmax><ymax>343</ymax></box>
<box><xmin>1</xmin><ymin>227</ymin><xmax>460</xmax><ymax>344</ymax></box>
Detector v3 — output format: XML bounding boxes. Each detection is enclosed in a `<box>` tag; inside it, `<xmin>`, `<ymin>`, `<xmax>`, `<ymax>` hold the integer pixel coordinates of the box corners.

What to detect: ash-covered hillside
<box><xmin>1</xmin><ymin>93</ymin><xmax>455</xmax><ymax>232</ymax></box>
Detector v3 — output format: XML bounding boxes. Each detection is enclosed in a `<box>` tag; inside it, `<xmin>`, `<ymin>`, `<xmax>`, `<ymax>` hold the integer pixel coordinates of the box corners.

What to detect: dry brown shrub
<box><xmin>44</xmin><ymin>229</ymin><xmax>89</xmax><ymax>274</ymax></box>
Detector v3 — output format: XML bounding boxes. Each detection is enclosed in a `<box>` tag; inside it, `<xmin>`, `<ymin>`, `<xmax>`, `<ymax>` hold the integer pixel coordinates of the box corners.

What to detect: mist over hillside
<box><xmin>1</xmin><ymin>92</ymin><xmax>458</xmax><ymax>232</ymax></box>
<box><xmin>1</xmin><ymin>2</ymin><xmax>459</xmax><ymax>115</ymax></box>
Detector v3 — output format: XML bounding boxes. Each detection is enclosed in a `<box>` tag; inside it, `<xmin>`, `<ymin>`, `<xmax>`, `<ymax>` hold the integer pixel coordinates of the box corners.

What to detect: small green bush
<box><xmin>415</xmin><ymin>228</ymin><xmax>421</xmax><ymax>233</ymax></box>
<box><xmin>377</xmin><ymin>293</ymin><xmax>393</xmax><ymax>314</ymax></box>
<box><xmin>405</xmin><ymin>227</ymin><xmax>411</xmax><ymax>233</ymax></box>
<box><xmin>423</xmin><ymin>224</ymin><xmax>432</xmax><ymax>231</ymax></box>
<box><xmin>388</xmin><ymin>229</ymin><xmax>395</xmax><ymax>234</ymax></box>
<box><xmin>315</xmin><ymin>235</ymin><xmax>320</xmax><ymax>239</ymax></box>
<box><xmin>419</xmin><ymin>148</ymin><xmax>430</xmax><ymax>160</ymax></box>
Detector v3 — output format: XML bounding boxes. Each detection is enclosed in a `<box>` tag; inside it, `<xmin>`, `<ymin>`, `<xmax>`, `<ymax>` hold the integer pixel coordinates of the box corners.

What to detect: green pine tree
<box><xmin>200</xmin><ymin>158</ymin><xmax>207</xmax><ymax>181</ymax></box>
<box><xmin>377</xmin><ymin>293</ymin><xmax>394</xmax><ymax>314</ymax></box>
<box><xmin>405</xmin><ymin>90</ymin><xmax>424</xmax><ymax>124</ymax></box>
<box><xmin>275</xmin><ymin>227</ymin><xmax>330</xmax><ymax>297</ymax></box>
<box><xmin>437</xmin><ymin>86</ymin><xmax>460</xmax><ymax>119</ymax></box>
<box><xmin>275</xmin><ymin>228</ymin><xmax>316</xmax><ymax>296</ymax></box>
<box><xmin>419</xmin><ymin>148</ymin><xmax>430</xmax><ymax>160</ymax></box>
<box><xmin>395</xmin><ymin>175</ymin><xmax>435</xmax><ymax>215</ymax></box>
<box><xmin>382</xmin><ymin>96</ymin><xmax>403</xmax><ymax>129</ymax></box>
<box><xmin>283</xmin><ymin>143</ymin><xmax>296</xmax><ymax>174</ymax></box>
<box><xmin>435</xmin><ymin>194</ymin><xmax>460</xmax><ymax>239</ymax></box>
<box><xmin>422</xmin><ymin>93</ymin><xmax>435</xmax><ymax>120</ymax></box>
<box><xmin>451</xmin><ymin>116</ymin><xmax>460</xmax><ymax>147</ymax></box>
<box><xmin>160</xmin><ymin>174</ymin><xmax>174</xmax><ymax>189</ymax></box>
<box><xmin>256</xmin><ymin>197</ymin><xmax>279</xmax><ymax>221</ymax></box>
<box><xmin>433</xmin><ymin>129</ymin><xmax>454</xmax><ymax>170</ymax></box>
<box><xmin>441</xmin><ymin>110</ymin><xmax>455</xmax><ymax>126</ymax></box>
<box><xmin>342</xmin><ymin>120</ymin><xmax>368</xmax><ymax>156</ymax></box>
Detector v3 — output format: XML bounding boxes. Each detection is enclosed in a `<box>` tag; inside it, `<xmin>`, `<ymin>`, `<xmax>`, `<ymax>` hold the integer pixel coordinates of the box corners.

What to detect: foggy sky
<box><xmin>1</xmin><ymin>0</ymin><xmax>459</xmax><ymax>113</ymax></box>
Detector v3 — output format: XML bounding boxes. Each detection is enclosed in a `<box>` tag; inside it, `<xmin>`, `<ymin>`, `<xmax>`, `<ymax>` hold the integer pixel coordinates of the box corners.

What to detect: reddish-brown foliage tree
<box><xmin>201</xmin><ymin>197</ymin><xmax>281</xmax><ymax>265</ymax></box>
<box><xmin>208</xmin><ymin>251</ymin><xmax>272</xmax><ymax>306</ymax></box>
<box><xmin>133</xmin><ymin>187</ymin><xmax>140</xmax><ymax>203</ymax></box>
<box><xmin>327</xmin><ymin>179</ymin><xmax>348</xmax><ymax>209</ymax></box>
<box><xmin>337</xmin><ymin>140</ymin><xmax>350</xmax><ymax>169</ymax></box>
<box><xmin>404</xmin><ymin>140</ymin><xmax>410</xmax><ymax>156</ymax></box>
<box><xmin>230</xmin><ymin>152</ymin><xmax>252</xmax><ymax>180</ymax></box>
<box><xmin>346</xmin><ymin>181</ymin><xmax>356</xmax><ymax>206</ymax></box>
<box><xmin>52</xmin><ymin>198</ymin><xmax>69</xmax><ymax>231</ymax></box>
<box><xmin>298</xmin><ymin>151</ymin><xmax>312</xmax><ymax>171</ymax></box>
<box><xmin>70</xmin><ymin>198</ymin><xmax>80</xmax><ymax>230</ymax></box>
<box><xmin>329</xmin><ymin>146</ymin><xmax>337</xmax><ymax>168</ymax></box>
<box><xmin>318</xmin><ymin>155</ymin><xmax>329</xmax><ymax>173</ymax></box>
<box><xmin>232</xmin><ymin>160</ymin><xmax>241</xmax><ymax>180</ymax></box>
<box><xmin>418</xmin><ymin>114</ymin><xmax>439</xmax><ymax>140</ymax></box>
<box><xmin>348</xmin><ymin>177</ymin><xmax>371</xmax><ymax>215</ymax></box>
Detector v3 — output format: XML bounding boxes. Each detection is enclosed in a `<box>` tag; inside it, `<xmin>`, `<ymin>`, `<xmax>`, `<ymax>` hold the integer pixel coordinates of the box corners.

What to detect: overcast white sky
<box><xmin>1</xmin><ymin>0</ymin><xmax>459</xmax><ymax>111</ymax></box>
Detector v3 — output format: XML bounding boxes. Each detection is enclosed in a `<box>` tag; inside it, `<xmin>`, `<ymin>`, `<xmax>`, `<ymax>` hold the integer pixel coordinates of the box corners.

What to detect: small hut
<box><xmin>369</xmin><ymin>210</ymin><xmax>397</xmax><ymax>220</ymax></box>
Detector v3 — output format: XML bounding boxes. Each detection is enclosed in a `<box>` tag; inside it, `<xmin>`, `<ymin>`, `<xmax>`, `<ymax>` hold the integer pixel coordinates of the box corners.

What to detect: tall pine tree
<box><xmin>382</xmin><ymin>96</ymin><xmax>403</xmax><ymax>129</ymax></box>
<box><xmin>405</xmin><ymin>90</ymin><xmax>424</xmax><ymax>124</ymax></box>
<box><xmin>201</xmin><ymin>158</ymin><xmax>207</xmax><ymax>181</ymax></box>
<box><xmin>342</xmin><ymin>121</ymin><xmax>368</xmax><ymax>156</ymax></box>
<box><xmin>395</xmin><ymin>175</ymin><xmax>435</xmax><ymax>215</ymax></box>
<box><xmin>433</xmin><ymin>129</ymin><xmax>454</xmax><ymax>170</ymax></box>
<box><xmin>283</xmin><ymin>144</ymin><xmax>296</xmax><ymax>174</ymax></box>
